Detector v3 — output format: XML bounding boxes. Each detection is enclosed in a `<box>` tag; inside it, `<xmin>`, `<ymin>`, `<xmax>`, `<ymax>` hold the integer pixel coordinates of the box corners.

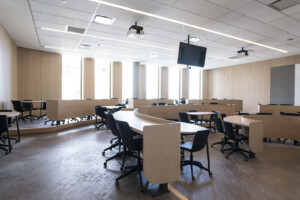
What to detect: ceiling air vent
<box><xmin>268</xmin><ymin>0</ymin><xmax>300</xmax><ymax>11</ymax></box>
<box><xmin>79</xmin><ymin>44</ymin><xmax>93</xmax><ymax>49</ymax></box>
<box><xmin>66</xmin><ymin>25</ymin><xmax>86</xmax><ymax>34</ymax></box>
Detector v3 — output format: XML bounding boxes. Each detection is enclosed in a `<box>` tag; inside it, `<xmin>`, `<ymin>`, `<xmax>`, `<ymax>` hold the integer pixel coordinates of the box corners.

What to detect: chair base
<box><xmin>222</xmin><ymin>146</ymin><xmax>253</xmax><ymax>161</ymax></box>
<box><xmin>181</xmin><ymin>160</ymin><xmax>212</xmax><ymax>180</ymax></box>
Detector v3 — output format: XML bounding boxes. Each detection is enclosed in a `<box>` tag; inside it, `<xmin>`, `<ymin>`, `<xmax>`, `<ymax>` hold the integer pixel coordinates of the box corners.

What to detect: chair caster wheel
<box><xmin>102</xmin><ymin>152</ymin><xmax>105</xmax><ymax>156</ymax></box>
<box><xmin>192</xmin><ymin>177</ymin><xmax>195</xmax><ymax>180</ymax></box>
<box><xmin>115</xmin><ymin>181</ymin><xmax>119</xmax><ymax>187</ymax></box>
<box><xmin>209</xmin><ymin>172</ymin><xmax>213</xmax><ymax>176</ymax></box>
<box><xmin>120</xmin><ymin>167</ymin><xmax>123</xmax><ymax>171</ymax></box>
<box><xmin>140</xmin><ymin>188</ymin><xmax>146</xmax><ymax>193</ymax></box>
<box><xmin>226</xmin><ymin>157</ymin><xmax>229</xmax><ymax>159</ymax></box>
<box><xmin>110</xmin><ymin>148</ymin><xmax>112</xmax><ymax>151</ymax></box>
<box><xmin>211</xmin><ymin>145</ymin><xmax>213</xmax><ymax>148</ymax></box>
<box><xmin>104</xmin><ymin>162</ymin><xmax>107</xmax><ymax>168</ymax></box>
<box><xmin>245</xmin><ymin>159</ymin><xmax>248</xmax><ymax>162</ymax></box>
<box><xmin>110</xmin><ymin>141</ymin><xmax>113</xmax><ymax>144</ymax></box>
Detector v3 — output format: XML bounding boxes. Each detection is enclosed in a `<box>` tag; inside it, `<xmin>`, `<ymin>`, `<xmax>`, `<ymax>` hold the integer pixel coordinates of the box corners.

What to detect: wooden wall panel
<box><xmin>83</xmin><ymin>58</ymin><xmax>95</xmax><ymax>99</ymax></box>
<box><xmin>17</xmin><ymin>48</ymin><xmax>42</xmax><ymax>100</ymax></box>
<box><xmin>42</xmin><ymin>52</ymin><xmax>62</xmax><ymax>100</ymax></box>
<box><xmin>180</xmin><ymin>68</ymin><xmax>189</xmax><ymax>99</ymax></box>
<box><xmin>159</xmin><ymin>66</ymin><xmax>169</xmax><ymax>99</ymax></box>
<box><xmin>202</xmin><ymin>70</ymin><xmax>209</xmax><ymax>99</ymax></box>
<box><xmin>205</xmin><ymin>54</ymin><xmax>300</xmax><ymax>112</ymax></box>
<box><xmin>111</xmin><ymin>61</ymin><xmax>122</xmax><ymax>99</ymax></box>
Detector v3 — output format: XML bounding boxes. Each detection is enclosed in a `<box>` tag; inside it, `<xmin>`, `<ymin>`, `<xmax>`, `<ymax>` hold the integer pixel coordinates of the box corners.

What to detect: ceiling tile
<box><xmin>207</xmin><ymin>0</ymin><xmax>254</xmax><ymax>10</ymax></box>
<box><xmin>217</xmin><ymin>12</ymin><xmax>263</xmax><ymax>30</ymax></box>
<box><xmin>236</xmin><ymin>1</ymin><xmax>285</xmax><ymax>23</ymax></box>
<box><xmin>173</xmin><ymin>0</ymin><xmax>230</xmax><ymax>19</ymax></box>
<box><xmin>269</xmin><ymin>17</ymin><xmax>300</xmax><ymax>37</ymax></box>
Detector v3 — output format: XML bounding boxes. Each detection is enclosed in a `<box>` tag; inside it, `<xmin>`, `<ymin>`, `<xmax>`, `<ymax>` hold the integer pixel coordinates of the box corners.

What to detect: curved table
<box><xmin>113</xmin><ymin>110</ymin><xmax>208</xmax><ymax>195</ymax></box>
<box><xmin>224</xmin><ymin>115</ymin><xmax>263</xmax><ymax>153</ymax></box>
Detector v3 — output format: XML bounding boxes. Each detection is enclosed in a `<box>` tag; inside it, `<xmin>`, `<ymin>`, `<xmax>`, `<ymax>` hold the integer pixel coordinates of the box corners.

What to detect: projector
<box><xmin>127</xmin><ymin>22</ymin><xmax>144</xmax><ymax>38</ymax></box>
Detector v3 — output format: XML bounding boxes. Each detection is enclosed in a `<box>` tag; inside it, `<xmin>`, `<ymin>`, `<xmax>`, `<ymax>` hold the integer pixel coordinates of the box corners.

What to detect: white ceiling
<box><xmin>0</xmin><ymin>0</ymin><xmax>300</xmax><ymax>69</ymax></box>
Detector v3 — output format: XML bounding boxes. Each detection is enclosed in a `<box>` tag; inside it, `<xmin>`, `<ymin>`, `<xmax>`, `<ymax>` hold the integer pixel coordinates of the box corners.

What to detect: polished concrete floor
<box><xmin>0</xmin><ymin>125</ymin><xmax>299</xmax><ymax>200</ymax></box>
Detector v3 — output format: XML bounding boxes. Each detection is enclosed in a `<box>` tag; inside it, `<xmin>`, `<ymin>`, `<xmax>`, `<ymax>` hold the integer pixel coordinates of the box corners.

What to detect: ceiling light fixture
<box><xmin>93</xmin><ymin>15</ymin><xmax>116</xmax><ymax>26</ymax></box>
<box><xmin>89</xmin><ymin>0</ymin><xmax>288</xmax><ymax>53</ymax></box>
<box><xmin>40</xmin><ymin>27</ymin><xmax>238</xmax><ymax>62</ymax></box>
<box><xmin>185</xmin><ymin>37</ymin><xmax>203</xmax><ymax>43</ymax></box>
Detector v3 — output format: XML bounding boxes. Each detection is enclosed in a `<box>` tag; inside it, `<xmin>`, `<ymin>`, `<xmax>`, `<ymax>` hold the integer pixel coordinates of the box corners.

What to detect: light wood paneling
<box><xmin>0</xmin><ymin>24</ymin><xmax>17</xmax><ymax>109</ymax></box>
<box><xmin>17</xmin><ymin>47</ymin><xmax>62</xmax><ymax>101</ymax></box>
<box><xmin>42</xmin><ymin>52</ymin><xmax>62</xmax><ymax>100</ymax></box>
<box><xmin>128</xmin><ymin>99</ymin><xmax>174</xmax><ymax>108</ymax></box>
<box><xmin>205</xmin><ymin>55</ymin><xmax>300</xmax><ymax>112</ymax></box>
<box><xmin>83</xmin><ymin>58</ymin><xmax>95</xmax><ymax>99</ymax></box>
<box><xmin>202</xmin><ymin>70</ymin><xmax>209</xmax><ymax>99</ymax></box>
<box><xmin>139</xmin><ymin>64</ymin><xmax>146</xmax><ymax>99</ymax></box>
<box><xmin>188</xmin><ymin>99</ymin><xmax>243</xmax><ymax>111</ymax></box>
<box><xmin>159</xmin><ymin>66</ymin><xmax>169</xmax><ymax>99</ymax></box>
<box><xmin>180</xmin><ymin>68</ymin><xmax>189</xmax><ymax>99</ymax></box>
<box><xmin>111</xmin><ymin>62</ymin><xmax>122</xmax><ymax>99</ymax></box>
<box><xmin>17</xmin><ymin>48</ymin><xmax>42</xmax><ymax>100</ymax></box>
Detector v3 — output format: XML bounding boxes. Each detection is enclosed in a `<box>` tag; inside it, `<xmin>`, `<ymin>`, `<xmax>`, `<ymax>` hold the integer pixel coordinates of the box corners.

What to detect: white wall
<box><xmin>0</xmin><ymin>24</ymin><xmax>17</xmax><ymax>109</ymax></box>
<box><xmin>295</xmin><ymin>64</ymin><xmax>300</xmax><ymax>106</ymax></box>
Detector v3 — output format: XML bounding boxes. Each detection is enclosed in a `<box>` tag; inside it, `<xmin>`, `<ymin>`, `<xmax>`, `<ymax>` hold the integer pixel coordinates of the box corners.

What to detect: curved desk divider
<box><xmin>114</xmin><ymin>110</ymin><xmax>181</xmax><ymax>185</ymax></box>
<box><xmin>188</xmin><ymin>99</ymin><xmax>243</xmax><ymax>111</ymax></box>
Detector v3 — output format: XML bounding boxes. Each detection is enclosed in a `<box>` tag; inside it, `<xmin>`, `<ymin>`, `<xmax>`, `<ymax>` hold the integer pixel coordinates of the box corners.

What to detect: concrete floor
<box><xmin>0</xmin><ymin>125</ymin><xmax>299</xmax><ymax>200</ymax></box>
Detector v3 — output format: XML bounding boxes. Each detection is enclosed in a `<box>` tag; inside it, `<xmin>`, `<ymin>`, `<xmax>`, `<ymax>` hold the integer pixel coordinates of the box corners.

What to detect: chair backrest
<box><xmin>179</xmin><ymin>112</ymin><xmax>190</xmax><ymax>123</ymax></box>
<box><xmin>189</xmin><ymin>110</ymin><xmax>198</xmax><ymax>120</ymax></box>
<box><xmin>116</xmin><ymin>120</ymin><xmax>136</xmax><ymax>151</ymax></box>
<box><xmin>11</xmin><ymin>100</ymin><xmax>24</xmax><ymax>112</ymax></box>
<box><xmin>41</xmin><ymin>101</ymin><xmax>47</xmax><ymax>110</ymax></box>
<box><xmin>95</xmin><ymin>105</ymin><xmax>107</xmax><ymax>118</ymax></box>
<box><xmin>214</xmin><ymin>117</ymin><xmax>224</xmax><ymax>133</ymax></box>
<box><xmin>115</xmin><ymin>104</ymin><xmax>126</xmax><ymax>108</ymax></box>
<box><xmin>0</xmin><ymin>115</ymin><xmax>8</xmax><ymax>133</ymax></box>
<box><xmin>158</xmin><ymin>102</ymin><xmax>166</xmax><ymax>106</ymax></box>
<box><xmin>105</xmin><ymin>111</ymin><xmax>120</xmax><ymax>137</ymax></box>
<box><xmin>21</xmin><ymin>100</ymin><xmax>33</xmax><ymax>110</ymax></box>
<box><xmin>191</xmin><ymin>130</ymin><xmax>209</xmax><ymax>152</ymax></box>
<box><xmin>175</xmin><ymin>99</ymin><xmax>179</xmax><ymax>105</ymax></box>
<box><xmin>223</xmin><ymin>122</ymin><xmax>236</xmax><ymax>140</ymax></box>
<box><xmin>220</xmin><ymin>113</ymin><xmax>226</xmax><ymax>120</ymax></box>
<box><xmin>210</xmin><ymin>111</ymin><xmax>219</xmax><ymax>120</ymax></box>
<box><xmin>257</xmin><ymin>112</ymin><xmax>272</xmax><ymax>115</ymax></box>
<box><xmin>152</xmin><ymin>103</ymin><xmax>157</xmax><ymax>106</ymax></box>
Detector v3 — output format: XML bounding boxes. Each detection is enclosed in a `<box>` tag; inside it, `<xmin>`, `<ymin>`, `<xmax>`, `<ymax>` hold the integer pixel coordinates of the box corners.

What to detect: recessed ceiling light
<box><xmin>93</xmin><ymin>15</ymin><xmax>115</xmax><ymax>26</ymax></box>
<box><xmin>146</xmin><ymin>53</ymin><xmax>158</xmax><ymax>58</ymax></box>
<box><xmin>89</xmin><ymin>0</ymin><xmax>288</xmax><ymax>53</ymax></box>
<box><xmin>61</xmin><ymin>0</ymin><xmax>67</xmax><ymax>4</ymax></box>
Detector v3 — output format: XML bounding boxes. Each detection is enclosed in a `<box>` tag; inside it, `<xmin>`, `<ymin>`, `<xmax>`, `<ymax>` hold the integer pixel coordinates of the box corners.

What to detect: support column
<box><xmin>82</xmin><ymin>58</ymin><xmax>95</xmax><ymax>99</ymax></box>
<box><xmin>180</xmin><ymin>68</ymin><xmax>189</xmax><ymax>99</ymax></box>
<box><xmin>111</xmin><ymin>61</ymin><xmax>122</xmax><ymax>99</ymax></box>
<box><xmin>139</xmin><ymin>64</ymin><xmax>146</xmax><ymax>99</ymax></box>
<box><xmin>159</xmin><ymin>66</ymin><xmax>169</xmax><ymax>99</ymax></box>
<box><xmin>133</xmin><ymin>62</ymin><xmax>140</xmax><ymax>98</ymax></box>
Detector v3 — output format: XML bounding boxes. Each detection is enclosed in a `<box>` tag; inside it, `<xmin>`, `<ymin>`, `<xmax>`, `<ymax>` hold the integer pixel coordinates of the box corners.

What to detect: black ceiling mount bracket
<box><xmin>187</xmin><ymin>35</ymin><xmax>191</xmax><ymax>69</ymax></box>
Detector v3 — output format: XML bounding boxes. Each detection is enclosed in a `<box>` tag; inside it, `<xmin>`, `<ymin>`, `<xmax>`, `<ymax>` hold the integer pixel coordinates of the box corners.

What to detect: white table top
<box><xmin>114</xmin><ymin>111</ymin><xmax>208</xmax><ymax>134</ymax></box>
<box><xmin>20</xmin><ymin>100</ymin><xmax>45</xmax><ymax>103</ymax></box>
<box><xmin>186</xmin><ymin>111</ymin><xmax>214</xmax><ymax>116</ymax></box>
<box><xmin>224</xmin><ymin>115</ymin><xmax>262</xmax><ymax>127</ymax></box>
<box><xmin>104</xmin><ymin>106</ymin><xmax>122</xmax><ymax>109</ymax></box>
<box><xmin>0</xmin><ymin>112</ymin><xmax>20</xmax><ymax>117</ymax></box>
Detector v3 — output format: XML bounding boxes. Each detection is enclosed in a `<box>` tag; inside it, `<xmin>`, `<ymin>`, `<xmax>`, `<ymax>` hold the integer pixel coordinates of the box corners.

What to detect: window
<box><xmin>95</xmin><ymin>60</ymin><xmax>110</xmax><ymax>99</ymax></box>
<box><xmin>168</xmin><ymin>67</ymin><xmax>180</xmax><ymax>100</ymax></box>
<box><xmin>62</xmin><ymin>55</ymin><xmax>81</xmax><ymax>100</ymax></box>
<box><xmin>146</xmin><ymin>65</ymin><xmax>159</xmax><ymax>99</ymax></box>
<box><xmin>189</xmin><ymin>68</ymin><xmax>201</xmax><ymax>99</ymax></box>
<box><xmin>122</xmin><ymin>62</ymin><xmax>133</xmax><ymax>99</ymax></box>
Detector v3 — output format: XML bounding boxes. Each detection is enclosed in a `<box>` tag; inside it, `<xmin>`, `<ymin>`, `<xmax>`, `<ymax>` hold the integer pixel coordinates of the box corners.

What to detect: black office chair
<box><xmin>158</xmin><ymin>102</ymin><xmax>166</xmax><ymax>106</ymax></box>
<box><xmin>0</xmin><ymin>115</ymin><xmax>12</xmax><ymax>154</ymax></box>
<box><xmin>95</xmin><ymin>106</ymin><xmax>108</xmax><ymax>129</ymax></box>
<box><xmin>11</xmin><ymin>100</ymin><xmax>27</xmax><ymax>123</ymax></box>
<box><xmin>21</xmin><ymin>100</ymin><xmax>39</xmax><ymax>121</ymax></box>
<box><xmin>222</xmin><ymin>122</ymin><xmax>251</xmax><ymax>161</ymax></box>
<box><xmin>181</xmin><ymin>130</ymin><xmax>212</xmax><ymax>180</ymax></box>
<box><xmin>211</xmin><ymin>118</ymin><xmax>232</xmax><ymax>151</ymax></box>
<box><xmin>103</xmin><ymin>112</ymin><xmax>124</xmax><ymax>167</ymax></box>
<box><xmin>203</xmin><ymin>111</ymin><xmax>219</xmax><ymax>132</ymax></box>
<box><xmin>152</xmin><ymin>103</ymin><xmax>157</xmax><ymax>106</ymax></box>
<box><xmin>175</xmin><ymin>99</ymin><xmax>179</xmax><ymax>105</ymax></box>
<box><xmin>115</xmin><ymin>121</ymin><xmax>145</xmax><ymax>192</ymax></box>
<box><xmin>179</xmin><ymin>112</ymin><xmax>195</xmax><ymax>124</ymax></box>
<box><xmin>39</xmin><ymin>101</ymin><xmax>47</xmax><ymax>118</ymax></box>
<box><xmin>189</xmin><ymin>110</ymin><xmax>199</xmax><ymax>124</ymax></box>
<box><xmin>220</xmin><ymin>113</ymin><xmax>227</xmax><ymax>120</ymax></box>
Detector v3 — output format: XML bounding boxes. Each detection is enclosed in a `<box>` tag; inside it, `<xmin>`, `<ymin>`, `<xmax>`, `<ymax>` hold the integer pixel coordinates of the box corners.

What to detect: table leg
<box><xmin>7</xmin><ymin>130</ymin><xmax>12</xmax><ymax>153</ymax></box>
<box><xmin>56</xmin><ymin>121</ymin><xmax>61</xmax><ymax>125</ymax></box>
<box><xmin>148</xmin><ymin>183</ymin><xmax>169</xmax><ymax>197</ymax></box>
<box><xmin>16</xmin><ymin>116</ymin><xmax>20</xmax><ymax>142</ymax></box>
<box><xmin>201</xmin><ymin>115</ymin><xmax>203</xmax><ymax>126</ymax></box>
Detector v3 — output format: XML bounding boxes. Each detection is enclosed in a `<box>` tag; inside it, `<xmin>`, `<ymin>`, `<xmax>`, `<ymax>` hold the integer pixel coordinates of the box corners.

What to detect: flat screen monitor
<box><xmin>177</xmin><ymin>42</ymin><xmax>207</xmax><ymax>67</ymax></box>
